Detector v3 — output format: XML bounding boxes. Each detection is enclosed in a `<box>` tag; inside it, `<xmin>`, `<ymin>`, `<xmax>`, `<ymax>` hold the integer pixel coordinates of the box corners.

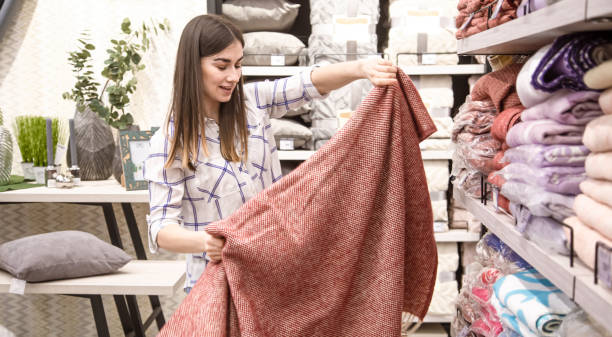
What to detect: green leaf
<box><xmin>131</xmin><ymin>53</ymin><xmax>141</xmax><ymax>64</ymax></box>
<box><xmin>85</xmin><ymin>43</ymin><xmax>95</xmax><ymax>50</ymax></box>
<box><xmin>121</xmin><ymin>18</ymin><xmax>131</xmax><ymax>34</ymax></box>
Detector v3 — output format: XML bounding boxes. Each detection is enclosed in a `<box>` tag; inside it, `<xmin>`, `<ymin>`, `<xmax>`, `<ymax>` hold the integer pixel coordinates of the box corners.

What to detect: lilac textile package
<box><xmin>496</xmin><ymin>162</ymin><xmax>585</xmax><ymax>195</ymax></box>
<box><xmin>521</xmin><ymin>90</ymin><xmax>602</xmax><ymax>125</ymax></box>
<box><xmin>516</xmin><ymin>0</ymin><xmax>549</xmax><ymax>17</ymax></box>
<box><xmin>500</xmin><ymin>180</ymin><xmax>575</xmax><ymax>221</ymax></box>
<box><xmin>502</xmin><ymin>144</ymin><xmax>589</xmax><ymax>167</ymax></box>
<box><xmin>532</xmin><ymin>32</ymin><xmax>612</xmax><ymax>92</ymax></box>
<box><xmin>506</xmin><ymin>120</ymin><xmax>586</xmax><ymax>147</ymax></box>
<box><xmin>509</xmin><ymin>202</ymin><xmax>570</xmax><ymax>256</ymax></box>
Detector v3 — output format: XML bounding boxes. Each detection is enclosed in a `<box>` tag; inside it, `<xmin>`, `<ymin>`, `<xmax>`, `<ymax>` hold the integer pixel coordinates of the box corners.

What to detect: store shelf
<box><xmin>587</xmin><ymin>0</ymin><xmax>612</xmax><ymax>20</ymax></box>
<box><xmin>242</xmin><ymin>66</ymin><xmax>307</xmax><ymax>77</ymax></box>
<box><xmin>435</xmin><ymin>229</ymin><xmax>480</xmax><ymax>243</ymax></box>
<box><xmin>457</xmin><ymin>0</ymin><xmax>612</xmax><ymax>55</ymax></box>
<box><xmin>422</xmin><ymin>314</ymin><xmax>455</xmax><ymax>323</ymax></box>
<box><xmin>400</xmin><ymin>64</ymin><xmax>487</xmax><ymax>75</ymax></box>
<box><xmin>453</xmin><ymin>186</ymin><xmax>612</xmax><ymax>333</ymax></box>
<box><xmin>278</xmin><ymin>150</ymin><xmax>453</xmax><ymax>161</ymax></box>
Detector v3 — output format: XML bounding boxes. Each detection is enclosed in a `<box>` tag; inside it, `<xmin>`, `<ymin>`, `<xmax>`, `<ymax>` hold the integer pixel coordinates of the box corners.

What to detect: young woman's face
<box><xmin>200</xmin><ymin>40</ymin><xmax>243</xmax><ymax>109</ymax></box>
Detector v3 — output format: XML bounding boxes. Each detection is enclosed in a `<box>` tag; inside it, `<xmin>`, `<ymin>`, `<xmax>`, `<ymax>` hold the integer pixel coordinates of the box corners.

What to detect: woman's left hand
<box><xmin>360</xmin><ymin>58</ymin><xmax>398</xmax><ymax>87</ymax></box>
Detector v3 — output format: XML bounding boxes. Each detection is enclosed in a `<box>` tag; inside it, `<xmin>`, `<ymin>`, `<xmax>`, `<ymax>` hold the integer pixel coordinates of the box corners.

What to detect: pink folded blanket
<box><xmin>158</xmin><ymin>70</ymin><xmax>438</xmax><ymax>336</ymax></box>
<box><xmin>506</xmin><ymin>120</ymin><xmax>585</xmax><ymax>147</ymax></box>
<box><xmin>580</xmin><ymin>178</ymin><xmax>612</xmax><ymax>209</ymax></box>
<box><xmin>574</xmin><ymin>194</ymin><xmax>612</xmax><ymax>241</ymax></box>
<box><xmin>521</xmin><ymin>90</ymin><xmax>602</xmax><ymax>126</ymax></box>
<box><xmin>585</xmin><ymin>152</ymin><xmax>612</xmax><ymax>181</ymax></box>
<box><xmin>600</xmin><ymin>88</ymin><xmax>612</xmax><ymax>115</ymax></box>
<box><xmin>582</xmin><ymin>115</ymin><xmax>612</xmax><ymax>152</ymax></box>
<box><xmin>564</xmin><ymin>216</ymin><xmax>612</xmax><ymax>270</ymax></box>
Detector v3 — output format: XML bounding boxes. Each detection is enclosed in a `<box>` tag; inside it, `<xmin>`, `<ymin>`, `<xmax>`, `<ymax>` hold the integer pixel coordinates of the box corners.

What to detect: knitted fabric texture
<box><xmin>158</xmin><ymin>70</ymin><xmax>438</xmax><ymax>337</ymax></box>
<box><xmin>471</xmin><ymin>63</ymin><xmax>523</xmax><ymax>112</ymax></box>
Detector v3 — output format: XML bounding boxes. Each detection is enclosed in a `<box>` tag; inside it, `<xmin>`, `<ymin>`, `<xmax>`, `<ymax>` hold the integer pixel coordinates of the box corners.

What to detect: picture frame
<box><xmin>118</xmin><ymin>128</ymin><xmax>159</xmax><ymax>191</ymax></box>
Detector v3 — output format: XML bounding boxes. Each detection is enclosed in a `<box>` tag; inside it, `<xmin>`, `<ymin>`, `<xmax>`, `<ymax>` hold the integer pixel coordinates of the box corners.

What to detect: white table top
<box><xmin>0</xmin><ymin>179</ymin><xmax>148</xmax><ymax>203</ymax></box>
<box><xmin>0</xmin><ymin>260</ymin><xmax>185</xmax><ymax>296</ymax></box>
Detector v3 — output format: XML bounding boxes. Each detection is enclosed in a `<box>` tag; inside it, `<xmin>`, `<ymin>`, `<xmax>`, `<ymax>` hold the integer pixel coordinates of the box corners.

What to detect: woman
<box><xmin>144</xmin><ymin>14</ymin><xmax>398</xmax><ymax>291</ymax></box>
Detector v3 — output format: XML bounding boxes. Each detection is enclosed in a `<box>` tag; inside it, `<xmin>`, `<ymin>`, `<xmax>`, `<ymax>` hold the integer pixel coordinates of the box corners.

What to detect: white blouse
<box><xmin>144</xmin><ymin>68</ymin><xmax>326</xmax><ymax>289</ymax></box>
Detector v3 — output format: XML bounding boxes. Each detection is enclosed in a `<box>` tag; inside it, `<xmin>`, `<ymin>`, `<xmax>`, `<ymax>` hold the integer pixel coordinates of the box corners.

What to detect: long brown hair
<box><xmin>165</xmin><ymin>14</ymin><xmax>248</xmax><ymax>170</ymax></box>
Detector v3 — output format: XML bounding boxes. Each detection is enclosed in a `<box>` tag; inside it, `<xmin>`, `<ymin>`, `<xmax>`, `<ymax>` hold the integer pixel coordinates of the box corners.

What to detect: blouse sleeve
<box><xmin>243</xmin><ymin>66</ymin><xmax>329</xmax><ymax>119</ymax></box>
<box><xmin>143</xmin><ymin>129</ymin><xmax>185</xmax><ymax>253</ymax></box>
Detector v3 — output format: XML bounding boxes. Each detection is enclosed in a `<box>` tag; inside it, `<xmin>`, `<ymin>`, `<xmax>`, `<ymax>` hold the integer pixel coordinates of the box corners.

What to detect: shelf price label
<box><xmin>270</xmin><ymin>55</ymin><xmax>285</xmax><ymax>66</ymax></box>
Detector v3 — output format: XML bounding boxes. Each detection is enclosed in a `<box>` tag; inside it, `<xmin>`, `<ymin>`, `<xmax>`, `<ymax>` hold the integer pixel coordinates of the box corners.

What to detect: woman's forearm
<box><xmin>156</xmin><ymin>223</ymin><xmax>207</xmax><ymax>253</ymax></box>
<box><xmin>310</xmin><ymin>60</ymin><xmax>365</xmax><ymax>96</ymax></box>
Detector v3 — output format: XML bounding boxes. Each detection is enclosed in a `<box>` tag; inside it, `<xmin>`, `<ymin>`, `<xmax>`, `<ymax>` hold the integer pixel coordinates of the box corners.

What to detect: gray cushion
<box><xmin>222</xmin><ymin>0</ymin><xmax>300</xmax><ymax>33</ymax></box>
<box><xmin>0</xmin><ymin>231</ymin><xmax>132</xmax><ymax>282</ymax></box>
<box><xmin>243</xmin><ymin>32</ymin><xmax>305</xmax><ymax>66</ymax></box>
<box><xmin>270</xmin><ymin>118</ymin><xmax>312</xmax><ymax>149</ymax></box>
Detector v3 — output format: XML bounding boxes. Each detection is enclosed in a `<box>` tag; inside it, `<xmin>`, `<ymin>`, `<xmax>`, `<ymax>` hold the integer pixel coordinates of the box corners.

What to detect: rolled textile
<box><xmin>500</xmin><ymin>180</ymin><xmax>575</xmax><ymax>221</ymax></box>
<box><xmin>521</xmin><ymin>90</ymin><xmax>602</xmax><ymax>125</ymax></box>
<box><xmin>585</xmin><ymin>152</ymin><xmax>612</xmax><ymax>181</ymax></box>
<box><xmin>452</xmin><ymin>98</ymin><xmax>497</xmax><ymax>141</ymax></box>
<box><xmin>580</xmin><ymin>178</ymin><xmax>612</xmax><ymax>209</ymax></box>
<box><xmin>502</xmin><ymin>144</ymin><xmax>589</xmax><ymax>167</ymax></box>
<box><xmin>493</xmin><ymin>269</ymin><xmax>577</xmax><ymax>336</ymax></box>
<box><xmin>494</xmin><ymin>162</ymin><xmax>585</xmax><ymax>195</ymax></box>
<box><xmin>584</xmin><ymin>60</ymin><xmax>612</xmax><ymax>90</ymax></box>
<box><xmin>583</xmin><ymin>114</ymin><xmax>612</xmax><ymax>152</ymax></box>
<box><xmin>517</xmin><ymin>44</ymin><xmax>556</xmax><ymax>108</ymax></box>
<box><xmin>508</xmin><ymin>202</ymin><xmax>570</xmax><ymax>255</ymax></box>
<box><xmin>431</xmin><ymin>117</ymin><xmax>453</xmax><ymax>139</ymax></box>
<box><xmin>532</xmin><ymin>32</ymin><xmax>612</xmax><ymax>93</ymax></box>
<box><xmin>600</xmin><ymin>88</ymin><xmax>612</xmax><ymax>115</ymax></box>
<box><xmin>564</xmin><ymin>216</ymin><xmax>612</xmax><ymax>270</ymax></box>
<box><xmin>471</xmin><ymin>63</ymin><xmax>523</xmax><ymax>112</ymax></box>
<box><xmin>491</xmin><ymin>106</ymin><xmax>524</xmax><ymax>142</ymax></box>
<box><xmin>574</xmin><ymin>194</ymin><xmax>612</xmax><ymax>241</ymax></box>
<box><xmin>506</xmin><ymin>120</ymin><xmax>585</xmax><ymax>147</ymax></box>
<box><xmin>491</xmin><ymin>292</ymin><xmax>539</xmax><ymax>337</ymax></box>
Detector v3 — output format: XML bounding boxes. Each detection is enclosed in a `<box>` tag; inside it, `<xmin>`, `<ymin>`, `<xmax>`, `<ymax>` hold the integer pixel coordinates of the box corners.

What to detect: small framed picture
<box><xmin>118</xmin><ymin>128</ymin><xmax>158</xmax><ymax>191</ymax></box>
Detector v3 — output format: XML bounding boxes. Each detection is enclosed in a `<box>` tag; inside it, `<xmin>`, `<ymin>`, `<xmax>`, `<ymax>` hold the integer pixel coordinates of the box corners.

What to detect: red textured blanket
<box><xmin>158</xmin><ymin>70</ymin><xmax>438</xmax><ymax>337</ymax></box>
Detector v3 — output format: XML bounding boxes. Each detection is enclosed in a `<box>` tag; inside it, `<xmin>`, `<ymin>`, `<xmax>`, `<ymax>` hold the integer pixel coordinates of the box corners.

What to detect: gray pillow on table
<box><xmin>0</xmin><ymin>230</ymin><xmax>132</xmax><ymax>282</ymax></box>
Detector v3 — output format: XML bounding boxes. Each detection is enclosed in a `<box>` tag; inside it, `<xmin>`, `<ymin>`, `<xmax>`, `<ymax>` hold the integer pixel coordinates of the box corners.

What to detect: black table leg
<box><xmin>101</xmin><ymin>203</ymin><xmax>124</xmax><ymax>249</ymax></box>
<box><xmin>126</xmin><ymin>295</ymin><xmax>146</xmax><ymax>337</ymax></box>
<box><xmin>68</xmin><ymin>294</ymin><xmax>111</xmax><ymax>337</ymax></box>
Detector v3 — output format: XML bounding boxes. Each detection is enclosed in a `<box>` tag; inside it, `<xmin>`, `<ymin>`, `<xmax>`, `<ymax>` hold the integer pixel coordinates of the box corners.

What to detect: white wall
<box><xmin>0</xmin><ymin>0</ymin><xmax>204</xmax><ymax>174</ymax></box>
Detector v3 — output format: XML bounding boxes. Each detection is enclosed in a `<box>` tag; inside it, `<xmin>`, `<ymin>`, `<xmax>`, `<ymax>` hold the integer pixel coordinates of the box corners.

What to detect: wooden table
<box><xmin>0</xmin><ymin>180</ymin><xmax>163</xmax><ymax>337</ymax></box>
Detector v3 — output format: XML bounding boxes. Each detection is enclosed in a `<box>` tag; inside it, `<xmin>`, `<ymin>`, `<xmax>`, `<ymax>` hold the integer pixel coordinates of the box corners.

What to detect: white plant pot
<box><xmin>32</xmin><ymin>166</ymin><xmax>46</xmax><ymax>184</ymax></box>
<box><xmin>21</xmin><ymin>162</ymin><xmax>35</xmax><ymax>180</ymax></box>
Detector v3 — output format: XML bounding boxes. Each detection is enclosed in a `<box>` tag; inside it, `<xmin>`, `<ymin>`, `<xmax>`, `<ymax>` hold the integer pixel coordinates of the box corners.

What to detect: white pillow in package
<box><xmin>243</xmin><ymin>32</ymin><xmax>305</xmax><ymax>66</ymax></box>
<box><xmin>222</xmin><ymin>0</ymin><xmax>300</xmax><ymax>33</ymax></box>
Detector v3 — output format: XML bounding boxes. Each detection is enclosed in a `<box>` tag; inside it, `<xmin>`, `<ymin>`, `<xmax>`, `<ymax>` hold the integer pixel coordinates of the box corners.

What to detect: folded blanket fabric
<box><xmin>585</xmin><ymin>152</ymin><xmax>612</xmax><ymax>181</ymax></box>
<box><xmin>396</xmin><ymin>54</ymin><xmax>459</xmax><ymax>66</ymax></box>
<box><xmin>309</xmin><ymin>0</ymin><xmax>379</xmax><ymax>26</ymax></box>
<box><xmin>431</xmin><ymin>117</ymin><xmax>454</xmax><ymax>138</ymax></box>
<box><xmin>456</xmin><ymin>133</ymin><xmax>502</xmax><ymax>174</ymax></box>
<box><xmin>420</xmin><ymin>138</ymin><xmax>453</xmax><ymax>151</ymax></box>
<box><xmin>502</xmin><ymin>144</ymin><xmax>589</xmax><ymax>167</ymax></box>
<box><xmin>583</xmin><ymin>115</ymin><xmax>612</xmax><ymax>152</ymax></box>
<box><xmin>521</xmin><ymin>90</ymin><xmax>602</xmax><ymax>125</ymax></box>
<box><xmin>574</xmin><ymin>194</ymin><xmax>612</xmax><ymax>241</ymax></box>
<box><xmin>388</xmin><ymin>27</ymin><xmax>457</xmax><ymax>54</ymax></box>
<box><xmin>584</xmin><ymin>60</ymin><xmax>612</xmax><ymax>90</ymax></box>
<box><xmin>600</xmin><ymin>88</ymin><xmax>612</xmax><ymax>115</ymax></box>
<box><xmin>564</xmin><ymin>216</ymin><xmax>612</xmax><ymax>270</ymax></box>
<box><xmin>490</xmin><ymin>150</ymin><xmax>509</xmax><ymax>171</ymax></box>
<box><xmin>437</xmin><ymin>242</ymin><xmax>459</xmax><ymax>272</ymax></box>
<box><xmin>452</xmin><ymin>98</ymin><xmax>497</xmax><ymax>141</ymax></box>
<box><xmin>508</xmin><ymin>202</ymin><xmax>570</xmax><ymax>255</ymax></box>
<box><xmin>500</xmin><ymin>181</ymin><xmax>575</xmax><ymax>221</ymax></box>
<box><xmin>453</xmin><ymin>167</ymin><xmax>484</xmax><ymax>198</ymax></box>
<box><xmin>428</xmin><ymin>281</ymin><xmax>459</xmax><ymax>315</ymax></box>
<box><xmin>517</xmin><ymin>44</ymin><xmax>556</xmax><ymax>108</ymax></box>
<box><xmin>506</xmin><ymin>120</ymin><xmax>585</xmax><ymax>147</ymax></box>
<box><xmin>495</xmin><ymin>162</ymin><xmax>585</xmax><ymax>195</ymax></box>
<box><xmin>432</xmin><ymin>199</ymin><xmax>449</xmax><ymax>222</ymax></box>
<box><xmin>580</xmin><ymin>178</ymin><xmax>612</xmax><ymax>209</ymax></box>
<box><xmin>492</xmin><ymin>106</ymin><xmax>524</xmax><ymax>142</ymax></box>
<box><xmin>158</xmin><ymin>70</ymin><xmax>438</xmax><ymax>336</ymax></box>
<box><xmin>491</xmin><ymin>292</ymin><xmax>539</xmax><ymax>337</ymax></box>
<box><xmin>425</xmin><ymin>160</ymin><xmax>450</xmax><ymax>192</ymax></box>
<box><xmin>493</xmin><ymin>269</ymin><xmax>576</xmax><ymax>336</ymax></box>
<box><xmin>532</xmin><ymin>32</ymin><xmax>612</xmax><ymax>93</ymax></box>
<box><xmin>471</xmin><ymin>63</ymin><xmax>523</xmax><ymax>112</ymax></box>
<box><xmin>412</xmin><ymin>75</ymin><xmax>454</xmax><ymax>108</ymax></box>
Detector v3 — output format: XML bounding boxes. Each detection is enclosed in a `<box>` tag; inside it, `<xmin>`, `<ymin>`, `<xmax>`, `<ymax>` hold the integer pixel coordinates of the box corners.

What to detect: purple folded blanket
<box><xmin>502</xmin><ymin>144</ymin><xmax>589</xmax><ymax>167</ymax></box>
<box><xmin>506</xmin><ymin>120</ymin><xmax>585</xmax><ymax>147</ymax></box>
<box><xmin>521</xmin><ymin>90</ymin><xmax>602</xmax><ymax>125</ymax></box>
<box><xmin>532</xmin><ymin>32</ymin><xmax>612</xmax><ymax>93</ymax></box>
<box><xmin>501</xmin><ymin>181</ymin><xmax>575</xmax><ymax>221</ymax></box>
<box><xmin>509</xmin><ymin>202</ymin><xmax>570</xmax><ymax>256</ymax></box>
<box><xmin>495</xmin><ymin>162</ymin><xmax>585</xmax><ymax>195</ymax></box>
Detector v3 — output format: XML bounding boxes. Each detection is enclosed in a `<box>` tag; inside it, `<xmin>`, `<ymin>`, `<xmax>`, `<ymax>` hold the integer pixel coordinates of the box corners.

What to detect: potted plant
<box><xmin>0</xmin><ymin>108</ymin><xmax>13</xmax><ymax>185</ymax></box>
<box><xmin>13</xmin><ymin>115</ymin><xmax>34</xmax><ymax>180</ymax></box>
<box><xmin>63</xmin><ymin>18</ymin><xmax>169</xmax><ymax>181</ymax></box>
<box><xmin>28</xmin><ymin>116</ymin><xmax>58</xmax><ymax>184</ymax></box>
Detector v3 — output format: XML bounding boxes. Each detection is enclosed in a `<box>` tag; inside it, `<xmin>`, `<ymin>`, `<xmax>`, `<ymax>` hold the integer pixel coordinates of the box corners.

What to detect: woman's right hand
<box><xmin>203</xmin><ymin>232</ymin><xmax>225</xmax><ymax>262</ymax></box>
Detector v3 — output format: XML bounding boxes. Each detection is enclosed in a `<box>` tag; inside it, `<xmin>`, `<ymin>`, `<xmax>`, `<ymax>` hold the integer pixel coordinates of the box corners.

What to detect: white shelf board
<box><xmin>242</xmin><ymin>66</ymin><xmax>307</xmax><ymax>77</ymax></box>
<box><xmin>401</xmin><ymin>64</ymin><xmax>487</xmax><ymax>75</ymax></box>
<box><xmin>457</xmin><ymin>0</ymin><xmax>612</xmax><ymax>55</ymax></box>
<box><xmin>574</xmin><ymin>275</ymin><xmax>612</xmax><ymax>333</ymax></box>
<box><xmin>278</xmin><ymin>150</ymin><xmax>453</xmax><ymax>161</ymax></box>
<box><xmin>435</xmin><ymin>229</ymin><xmax>480</xmax><ymax>242</ymax></box>
<box><xmin>587</xmin><ymin>0</ymin><xmax>612</xmax><ymax>20</ymax></box>
<box><xmin>422</xmin><ymin>314</ymin><xmax>454</xmax><ymax>323</ymax></box>
<box><xmin>452</xmin><ymin>186</ymin><xmax>592</xmax><ymax>297</ymax></box>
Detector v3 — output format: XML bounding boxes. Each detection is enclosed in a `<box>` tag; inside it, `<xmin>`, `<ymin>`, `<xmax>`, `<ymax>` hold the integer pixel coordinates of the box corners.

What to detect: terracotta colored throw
<box><xmin>158</xmin><ymin>70</ymin><xmax>438</xmax><ymax>337</ymax></box>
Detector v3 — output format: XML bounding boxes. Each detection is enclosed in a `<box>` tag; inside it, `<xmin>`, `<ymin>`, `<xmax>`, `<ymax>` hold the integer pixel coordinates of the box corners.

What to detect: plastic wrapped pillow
<box><xmin>222</xmin><ymin>0</ymin><xmax>300</xmax><ymax>33</ymax></box>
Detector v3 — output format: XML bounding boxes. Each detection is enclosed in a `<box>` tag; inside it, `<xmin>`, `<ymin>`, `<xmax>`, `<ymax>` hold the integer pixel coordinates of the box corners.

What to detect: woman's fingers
<box><xmin>204</xmin><ymin>233</ymin><xmax>226</xmax><ymax>261</ymax></box>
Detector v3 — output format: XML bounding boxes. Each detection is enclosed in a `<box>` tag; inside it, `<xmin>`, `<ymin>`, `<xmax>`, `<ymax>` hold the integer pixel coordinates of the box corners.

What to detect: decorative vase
<box><xmin>112</xmin><ymin>124</ymin><xmax>140</xmax><ymax>184</ymax></box>
<box><xmin>20</xmin><ymin>162</ymin><xmax>34</xmax><ymax>180</ymax></box>
<box><xmin>70</xmin><ymin>106</ymin><xmax>115</xmax><ymax>181</ymax></box>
